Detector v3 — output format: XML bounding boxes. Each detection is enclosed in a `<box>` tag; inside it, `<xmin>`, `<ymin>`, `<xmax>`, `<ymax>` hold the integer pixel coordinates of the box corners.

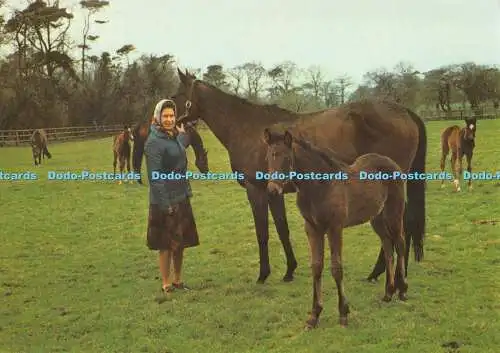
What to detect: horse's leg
<box><xmin>326</xmin><ymin>224</ymin><xmax>349</xmax><ymax>327</ymax></box>
<box><xmin>268</xmin><ymin>193</ymin><xmax>297</xmax><ymax>282</ymax></box>
<box><xmin>386</xmin><ymin>206</ymin><xmax>408</xmax><ymax>301</ymax></box>
<box><xmin>466</xmin><ymin>151</ymin><xmax>473</xmax><ymax>190</ymax></box>
<box><xmin>440</xmin><ymin>141</ymin><xmax>449</xmax><ymax>188</ymax></box>
<box><xmin>304</xmin><ymin>220</ymin><xmax>324</xmax><ymax>330</ymax></box>
<box><xmin>118</xmin><ymin>156</ymin><xmax>125</xmax><ymax>185</ymax></box>
<box><xmin>246</xmin><ymin>183</ymin><xmax>271</xmax><ymax>283</ymax></box>
<box><xmin>450</xmin><ymin>151</ymin><xmax>461</xmax><ymax>192</ymax></box>
<box><xmin>113</xmin><ymin>151</ymin><xmax>117</xmax><ymax>175</ymax></box>
<box><xmin>456</xmin><ymin>150</ymin><xmax>464</xmax><ymax>192</ymax></box>
<box><xmin>126</xmin><ymin>152</ymin><xmax>133</xmax><ymax>183</ymax></box>
<box><xmin>38</xmin><ymin>148</ymin><xmax>41</xmax><ymax>165</ymax></box>
<box><xmin>370</xmin><ymin>216</ymin><xmax>396</xmax><ymax>302</ymax></box>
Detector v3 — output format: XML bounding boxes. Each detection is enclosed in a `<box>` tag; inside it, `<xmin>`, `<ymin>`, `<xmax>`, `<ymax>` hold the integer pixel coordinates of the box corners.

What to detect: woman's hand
<box><xmin>177</xmin><ymin>123</ymin><xmax>185</xmax><ymax>134</ymax></box>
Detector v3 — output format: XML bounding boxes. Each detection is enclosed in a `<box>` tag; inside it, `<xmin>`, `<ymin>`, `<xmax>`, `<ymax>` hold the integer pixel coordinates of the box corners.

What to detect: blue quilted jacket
<box><xmin>145</xmin><ymin>125</ymin><xmax>192</xmax><ymax>210</ymax></box>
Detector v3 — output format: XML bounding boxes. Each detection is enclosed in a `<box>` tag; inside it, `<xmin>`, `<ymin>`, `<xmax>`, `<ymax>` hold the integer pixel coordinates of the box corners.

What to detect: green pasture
<box><xmin>1</xmin><ymin>119</ymin><xmax>499</xmax><ymax>353</ymax></box>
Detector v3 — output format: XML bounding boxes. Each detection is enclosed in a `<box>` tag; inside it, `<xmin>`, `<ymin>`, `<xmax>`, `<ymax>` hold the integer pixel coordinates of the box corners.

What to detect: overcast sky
<box><xmin>5</xmin><ymin>0</ymin><xmax>500</xmax><ymax>85</ymax></box>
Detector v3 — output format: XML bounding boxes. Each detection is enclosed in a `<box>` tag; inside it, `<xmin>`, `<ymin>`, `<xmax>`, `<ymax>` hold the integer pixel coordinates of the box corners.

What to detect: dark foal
<box><xmin>440</xmin><ymin>117</ymin><xmax>476</xmax><ymax>191</ymax></box>
<box><xmin>264</xmin><ymin>129</ymin><xmax>408</xmax><ymax>329</ymax></box>
<box><xmin>113</xmin><ymin>125</ymin><xmax>134</xmax><ymax>183</ymax></box>
<box><xmin>30</xmin><ymin>128</ymin><xmax>52</xmax><ymax>166</ymax></box>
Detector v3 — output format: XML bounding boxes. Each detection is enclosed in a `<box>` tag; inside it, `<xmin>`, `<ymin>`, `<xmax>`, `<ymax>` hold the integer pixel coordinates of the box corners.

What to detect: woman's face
<box><xmin>160</xmin><ymin>107</ymin><xmax>176</xmax><ymax>131</ymax></box>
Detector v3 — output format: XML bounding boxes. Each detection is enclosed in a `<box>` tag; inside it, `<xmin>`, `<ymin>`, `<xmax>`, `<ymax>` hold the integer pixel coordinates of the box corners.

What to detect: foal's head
<box><xmin>263</xmin><ymin>128</ymin><xmax>295</xmax><ymax>195</ymax></box>
<box><xmin>122</xmin><ymin>125</ymin><xmax>133</xmax><ymax>142</ymax></box>
<box><xmin>463</xmin><ymin>117</ymin><xmax>476</xmax><ymax>141</ymax></box>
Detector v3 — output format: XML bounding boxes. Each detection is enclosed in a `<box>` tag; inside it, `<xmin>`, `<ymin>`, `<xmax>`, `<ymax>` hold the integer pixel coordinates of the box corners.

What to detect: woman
<box><xmin>145</xmin><ymin>98</ymin><xmax>200</xmax><ymax>295</ymax></box>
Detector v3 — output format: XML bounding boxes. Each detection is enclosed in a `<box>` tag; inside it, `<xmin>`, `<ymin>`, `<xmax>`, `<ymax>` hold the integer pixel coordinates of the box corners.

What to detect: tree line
<box><xmin>0</xmin><ymin>1</ymin><xmax>498</xmax><ymax>129</ymax></box>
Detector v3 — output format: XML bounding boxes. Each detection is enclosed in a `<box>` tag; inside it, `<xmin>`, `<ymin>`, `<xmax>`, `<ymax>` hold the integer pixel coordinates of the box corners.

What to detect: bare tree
<box><xmin>241</xmin><ymin>61</ymin><xmax>266</xmax><ymax>101</ymax></box>
<box><xmin>78</xmin><ymin>0</ymin><xmax>109</xmax><ymax>80</ymax></box>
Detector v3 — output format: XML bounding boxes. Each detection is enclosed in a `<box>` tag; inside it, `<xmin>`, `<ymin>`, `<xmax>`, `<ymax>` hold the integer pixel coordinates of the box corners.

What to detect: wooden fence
<box><xmin>0</xmin><ymin>123</ymin><xmax>134</xmax><ymax>147</ymax></box>
<box><xmin>422</xmin><ymin>112</ymin><xmax>498</xmax><ymax>122</ymax></box>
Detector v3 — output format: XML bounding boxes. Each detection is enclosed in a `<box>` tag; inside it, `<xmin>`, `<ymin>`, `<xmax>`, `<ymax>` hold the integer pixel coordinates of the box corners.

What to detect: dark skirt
<box><xmin>146</xmin><ymin>198</ymin><xmax>200</xmax><ymax>251</ymax></box>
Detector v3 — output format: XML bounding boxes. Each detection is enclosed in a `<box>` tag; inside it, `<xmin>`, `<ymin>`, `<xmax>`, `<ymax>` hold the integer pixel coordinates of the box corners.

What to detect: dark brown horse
<box><xmin>30</xmin><ymin>128</ymin><xmax>52</xmax><ymax>166</ymax></box>
<box><xmin>113</xmin><ymin>125</ymin><xmax>134</xmax><ymax>183</ymax></box>
<box><xmin>440</xmin><ymin>117</ymin><xmax>476</xmax><ymax>191</ymax></box>
<box><xmin>264</xmin><ymin>129</ymin><xmax>408</xmax><ymax>329</ymax></box>
<box><xmin>154</xmin><ymin>69</ymin><xmax>426</xmax><ymax>285</ymax></box>
<box><xmin>132</xmin><ymin>119</ymin><xmax>209</xmax><ymax>184</ymax></box>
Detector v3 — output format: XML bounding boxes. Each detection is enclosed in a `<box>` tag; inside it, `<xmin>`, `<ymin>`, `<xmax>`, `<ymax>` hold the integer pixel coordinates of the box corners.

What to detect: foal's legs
<box><xmin>440</xmin><ymin>140</ymin><xmax>449</xmax><ymax>188</ymax></box>
<box><xmin>326</xmin><ymin>224</ymin><xmax>350</xmax><ymax>327</ymax></box>
<box><xmin>385</xmin><ymin>213</ymin><xmax>408</xmax><ymax>301</ymax></box>
<box><xmin>465</xmin><ymin>151</ymin><xmax>473</xmax><ymax>190</ymax></box>
<box><xmin>304</xmin><ymin>220</ymin><xmax>324</xmax><ymax>330</ymax></box>
<box><xmin>370</xmin><ymin>216</ymin><xmax>396</xmax><ymax>301</ymax></box>
<box><xmin>118</xmin><ymin>156</ymin><xmax>125</xmax><ymax>184</ymax></box>
<box><xmin>113</xmin><ymin>151</ymin><xmax>117</xmax><ymax>175</ymax></box>
<box><xmin>451</xmin><ymin>151</ymin><xmax>461</xmax><ymax>192</ymax></box>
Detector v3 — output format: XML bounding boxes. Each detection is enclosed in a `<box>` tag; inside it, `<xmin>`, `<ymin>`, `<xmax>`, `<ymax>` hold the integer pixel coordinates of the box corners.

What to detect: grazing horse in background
<box><xmin>168</xmin><ymin>69</ymin><xmax>426</xmax><ymax>285</ymax></box>
<box><xmin>264</xmin><ymin>129</ymin><xmax>408</xmax><ymax>329</ymax></box>
<box><xmin>113</xmin><ymin>125</ymin><xmax>134</xmax><ymax>184</ymax></box>
<box><xmin>440</xmin><ymin>117</ymin><xmax>476</xmax><ymax>191</ymax></box>
<box><xmin>30</xmin><ymin>128</ymin><xmax>52</xmax><ymax>166</ymax></box>
<box><xmin>131</xmin><ymin>119</ymin><xmax>209</xmax><ymax>184</ymax></box>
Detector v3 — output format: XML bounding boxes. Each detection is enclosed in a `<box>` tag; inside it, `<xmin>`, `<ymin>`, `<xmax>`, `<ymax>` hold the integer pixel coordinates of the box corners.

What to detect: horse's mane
<box><xmin>193</xmin><ymin>79</ymin><xmax>300</xmax><ymax>120</ymax></box>
<box><xmin>292</xmin><ymin>135</ymin><xmax>349</xmax><ymax>171</ymax></box>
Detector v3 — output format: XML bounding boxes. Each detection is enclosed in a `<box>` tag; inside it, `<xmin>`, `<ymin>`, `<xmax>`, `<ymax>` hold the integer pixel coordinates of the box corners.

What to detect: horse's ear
<box><xmin>263</xmin><ymin>128</ymin><xmax>272</xmax><ymax>145</ymax></box>
<box><xmin>178</xmin><ymin>68</ymin><xmax>186</xmax><ymax>82</ymax></box>
<box><xmin>284</xmin><ymin>130</ymin><xmax>293</xmax><ymax>147</ymax></box>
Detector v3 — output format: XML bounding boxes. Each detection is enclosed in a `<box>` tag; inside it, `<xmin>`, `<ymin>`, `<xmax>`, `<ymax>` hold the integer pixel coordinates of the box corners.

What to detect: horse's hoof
<box><xmin>118</xmin><ymin>181</ymin><xmax>122</xmax><ymax>185</ymax></box>
<box><xmin>382</xmin><ymin>295</ymin><xmax>392</xmax><ymax>302</ymax></box>
<box><xmin>282</xmin><ymin>274</ymin><xmax>294</xmax><ymax>282</ymax></box>
<box><xmin>440</xmin><ymin>184</ymin><xmax>445</xmax><ymax>189</ymax></box>
<box><xmin>366</xmin><ymin>276</ymin><xmax>378</xmax><ymax>283</ymax></box>
<box><xmin>339</xmin><ymin>317</ymin><xmax>348</xmax><ymax>327</ymax></box>
<box><xmin>304</xmin><ymin>318</ymin><xmax>319</xmax><ymax>330</ymax></box>
<box><xmin>399</xmin><ymin>292</ymin><xmax>408</xmax><ymax>301</ymax></box>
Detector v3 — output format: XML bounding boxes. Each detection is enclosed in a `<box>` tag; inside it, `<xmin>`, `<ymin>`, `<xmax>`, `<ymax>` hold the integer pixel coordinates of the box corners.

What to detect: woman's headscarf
<box><xmin>152</xmin><ymin>99</ymin><xmax>177</xmax><ymax>127</ymax></box>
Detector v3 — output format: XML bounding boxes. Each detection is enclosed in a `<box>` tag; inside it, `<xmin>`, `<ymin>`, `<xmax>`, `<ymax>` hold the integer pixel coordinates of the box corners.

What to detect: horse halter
<box><xmin>176</xmin><ymin>79</ymin><xmax>199</xmax><ymax>125</ymax></box>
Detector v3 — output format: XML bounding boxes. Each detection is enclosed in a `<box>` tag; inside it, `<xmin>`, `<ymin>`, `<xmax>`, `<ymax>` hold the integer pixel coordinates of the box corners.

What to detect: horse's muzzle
<box><xmin>267</xmin><ymin>181</ymin><xmax>283</xmax><ymax>196</ymax></box>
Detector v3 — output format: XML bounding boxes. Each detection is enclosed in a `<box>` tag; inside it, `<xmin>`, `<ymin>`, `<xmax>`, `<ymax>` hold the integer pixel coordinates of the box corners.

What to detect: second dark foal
<box><xmin>264</xmin><ymin>129</ymin><xmax>408</xmax><ymax>329</ymax></box>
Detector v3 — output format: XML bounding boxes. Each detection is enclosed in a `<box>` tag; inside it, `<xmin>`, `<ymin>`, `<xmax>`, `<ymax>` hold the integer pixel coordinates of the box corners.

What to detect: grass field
<box><xmin>1</xmin><ymin>119</ymin><xmax>499</xmax><ymax>353</ymax></box>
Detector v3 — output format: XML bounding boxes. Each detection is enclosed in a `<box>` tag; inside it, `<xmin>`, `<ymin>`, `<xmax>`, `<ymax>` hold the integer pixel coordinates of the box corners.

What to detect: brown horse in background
<box><xmin>264</xmin><ymin>129</ymin><xmax>408</xmax><ymax>329</ymax></box>
<box><xmin>131</xmin><ymin>119</ymin><xmax>209</xmax><ymax>184</ymax></box>
<box><xmin>30</xmin><ymin>128</ymin><xmax>52</xmax><ymax>166</ymax></box>
<box><xmin>440</xmin><ymin>117</ymin><xmax>476</xmax><ymax>191</ymax></box>
<box><xmin>166</xmin><ymin>69</ymin><xmax>426</xmax><ymax>286</ymax></box>
<box><xmin>113</xmin><ymin>125</ymin><xmax>134</xmax><ymax>183</ymax></box>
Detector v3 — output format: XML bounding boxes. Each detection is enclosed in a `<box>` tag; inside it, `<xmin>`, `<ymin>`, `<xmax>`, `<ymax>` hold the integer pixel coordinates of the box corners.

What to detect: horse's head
<box><xmin>463</xmin><ymin>117</ymin><xmax>476</xmax><ymax>141</ymax></box>
<box><xmin>185</xmin><ymin>122</ymin><xmax>209</xmax><ymax>173</ymax></box>
<box><xmin>173</xmin><ymin>68</ymin><xmax>203</xmax><ymax>126</ymax></box>
<box><xmin>123</xmin><ymin>125</ymin><xmax>134</xmax><ymax>141</ymax></box>
<box><xmin>263</xmin><ymin>128</ymin><xmax>295</xmax><ymax>196</ymax></box>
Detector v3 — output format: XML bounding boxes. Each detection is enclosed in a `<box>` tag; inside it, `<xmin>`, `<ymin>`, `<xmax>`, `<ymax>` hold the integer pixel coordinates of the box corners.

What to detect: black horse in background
<box><xmin>31</xmin><ymin>128</ymin><xmax>52</xmax><ymax>166</ymax></box>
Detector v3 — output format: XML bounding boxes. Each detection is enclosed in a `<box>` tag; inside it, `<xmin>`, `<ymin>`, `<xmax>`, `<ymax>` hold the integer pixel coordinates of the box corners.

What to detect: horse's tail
<box><xmin>43</xmin><ymin>145</ymin><xmax>51</xmax><ymax>159</ymax></box>
<box><xmin>405</xmin><ymin>108</ymin><xmax>427</xmax><ymax>262</ymax></box>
